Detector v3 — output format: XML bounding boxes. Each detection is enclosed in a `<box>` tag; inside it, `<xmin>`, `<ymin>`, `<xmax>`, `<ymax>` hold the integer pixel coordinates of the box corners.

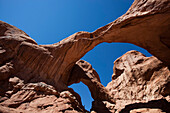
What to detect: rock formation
<box><xmin>68</xmin><ymin>60</ymin><xmax>115</xmax><ymax>103</ymax></box>
<box><xmin>91</xmin><ymin>51</ymin><xmax>170</xmax><ymax>113</ymax></box>
<box><xmin>0</xmin><ymin>0</ymin><xmax>170</xmax><ymax>112</ymax></box>
<box><xmin>0</xmin><ymin>78</ymin><xmax>86</xmax><ymax>113</ymax></box>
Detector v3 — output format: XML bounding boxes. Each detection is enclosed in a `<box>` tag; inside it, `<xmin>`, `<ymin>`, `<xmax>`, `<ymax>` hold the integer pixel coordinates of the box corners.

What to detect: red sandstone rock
<box><xmin>93</xmin><ymin>0</ymin><xmax>170</xmax><ymax>66</ymax></box>
<box><xmin>0</xmin><ymin>77</ymin><xmax>86</xmax><ymax>113</ymax></box>
<box><xmin>1</xmin><ymin>0</ymin><xmax>169</xmax><ymax>92</ymax></box>
<box><xmin>0</xmin><ymin>0</ymin><xmax>170</xmax><ymax>112</ymax></box>
<box><xmin>68</xmin><ymin>60</ymin><xmax>115</xmax><ymax>103</ymax></box>
<box><xmin>91</xmin><ymin>51</ymin><xmax>169</xmax><ymax>112</ymax></box>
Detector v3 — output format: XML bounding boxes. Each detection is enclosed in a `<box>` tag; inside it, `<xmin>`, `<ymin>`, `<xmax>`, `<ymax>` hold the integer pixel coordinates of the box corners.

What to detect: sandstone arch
<box><xmin>0</xmin><ymin>0</ymin><xmax>170</xmax><ymax>111</ymax></box>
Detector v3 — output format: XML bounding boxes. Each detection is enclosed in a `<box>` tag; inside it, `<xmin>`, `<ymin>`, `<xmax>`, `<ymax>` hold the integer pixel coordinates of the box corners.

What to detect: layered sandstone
<box><xmin>0</xmin><ymin>77</ymin><xmax>86</xmax><ymax>113</ymax></box>
<box><xmin>0</xmin><ymin>0</ymin><xmax>170</xmax><ymax>112</ymax></box>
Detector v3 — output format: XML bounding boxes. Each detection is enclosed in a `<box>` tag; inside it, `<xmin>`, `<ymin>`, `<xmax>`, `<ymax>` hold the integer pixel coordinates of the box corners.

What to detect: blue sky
<box><xmin>0</xmin><ymin>0</ymin><xmax>152</xmax><ymax>111</ymax></box>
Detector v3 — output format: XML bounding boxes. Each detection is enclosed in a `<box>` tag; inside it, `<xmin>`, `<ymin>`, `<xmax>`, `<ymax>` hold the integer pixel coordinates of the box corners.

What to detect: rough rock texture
<box><xmin>0</xmin><ymin>76</ymin><xmax>86</xmax><ymax>113</ymax></box>
<box><xmin>91</xmin><ymin>51</ymin><xmax>169</xmax><ymax>113</ymax></box>
<box><xmin>0</xmin><ymin>0</ymin><xmax>170</xmax><ymax>112</ymax></box>
<box><xmin>93</xmin><ymin>0</ymin><xmax>170</xmax><ymax>66</ymax></box>
<box><xmin>68</xmin><ymin>60</ymin><xmax>115</xmax><ymax>103</ymax></box>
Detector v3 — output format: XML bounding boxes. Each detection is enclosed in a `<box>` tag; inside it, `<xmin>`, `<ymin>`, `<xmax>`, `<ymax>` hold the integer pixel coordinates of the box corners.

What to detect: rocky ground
<box><xmin>0</xmin><ymin>0</ymin><xmax>170</xmax><ymax>112</ymax></box>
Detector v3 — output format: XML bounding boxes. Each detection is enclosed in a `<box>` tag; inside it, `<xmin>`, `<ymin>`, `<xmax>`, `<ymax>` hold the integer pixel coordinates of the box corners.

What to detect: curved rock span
<box><xmin>0</xmin><ymin>0</ymin><xmax>170</xmax><ymax>112</ymax></box>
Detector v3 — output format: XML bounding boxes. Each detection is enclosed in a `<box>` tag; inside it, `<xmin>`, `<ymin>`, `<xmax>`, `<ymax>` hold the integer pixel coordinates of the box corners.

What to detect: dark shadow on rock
<box><xmin>120</xmin><ymin>99</ymin><xmax>170</xmax><ymax>113</ymax></box>
<box><xmin>90</xmin><ymin>101</ymin><xmax>112</xmax><ymax>113</ymax></box>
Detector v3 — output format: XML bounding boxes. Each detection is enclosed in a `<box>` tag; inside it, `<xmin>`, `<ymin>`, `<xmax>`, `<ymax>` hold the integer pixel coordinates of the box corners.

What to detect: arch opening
<box><xmin>69</xmin><ymin>82</ymin><xmax>93</xmax><ymax>111</ymax></box>
<box><xmin>82</xmin><ymin>42</ymin><xmax>152</xmax><ymax>86</ymax></box>
<box><xmin>68</xmin><ymin>42</ymin><xmax>152</xmax><ymax>111</ymax></box>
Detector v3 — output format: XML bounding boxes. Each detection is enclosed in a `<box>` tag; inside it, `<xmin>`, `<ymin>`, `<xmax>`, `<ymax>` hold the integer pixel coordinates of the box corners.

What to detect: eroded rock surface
<box><xmin>0</xmin><ymin>0</ymin><xmax>170</xmax><ymax>112</ymax></box>
<box><xmin>0</xmin><ymin>76</ymin><xmax>86</xmax><ymax>113</ymax></box>
<box><xmin>68</xmin><ymin>60</ymin><xmax>115</xmax><ymax>103</ymax></box>
<box><xmin>91</xmin><ymin>51</ymin><xmax>169</xmax><ymax>113</ymax></box>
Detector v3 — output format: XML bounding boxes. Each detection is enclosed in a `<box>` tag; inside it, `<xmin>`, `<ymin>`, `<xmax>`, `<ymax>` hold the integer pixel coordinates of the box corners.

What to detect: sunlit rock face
<box><xmin>0</xmin><ymin>0</ymin><xmax>170</xmax><ymax>112</ymax></box>
<box><xmin>92</xmin><ymin>0</ymin><xmax>170</xmax><ymax>67</ymax></box>
<box><xmin>101</xmin><ymin>51</ymin><xmax>169</xmax><ymax>112</ymax></box>
<box><xmin>0</xmin><ymin>77</ymin><xmax>86</xmax><ymax>113</ymax></box>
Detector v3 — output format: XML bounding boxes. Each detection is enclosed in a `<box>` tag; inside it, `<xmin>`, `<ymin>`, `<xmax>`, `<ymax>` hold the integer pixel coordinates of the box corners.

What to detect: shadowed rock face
<box><xmin>68</xmin><ymin>60</ymin><xmax>115</xmax><ymax>103</ymax></box>
<box><xmin>0</xmin><ymin>0</ymin><xmax>170</xmax><ymax>112</ymax></box>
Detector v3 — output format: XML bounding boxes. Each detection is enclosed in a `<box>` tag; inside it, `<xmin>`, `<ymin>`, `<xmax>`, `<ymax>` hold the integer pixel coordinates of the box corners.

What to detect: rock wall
<box><xmin>0</xmin><ymin>0</ymin><xmax>170</xmax><ymax>112</ymax></box>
